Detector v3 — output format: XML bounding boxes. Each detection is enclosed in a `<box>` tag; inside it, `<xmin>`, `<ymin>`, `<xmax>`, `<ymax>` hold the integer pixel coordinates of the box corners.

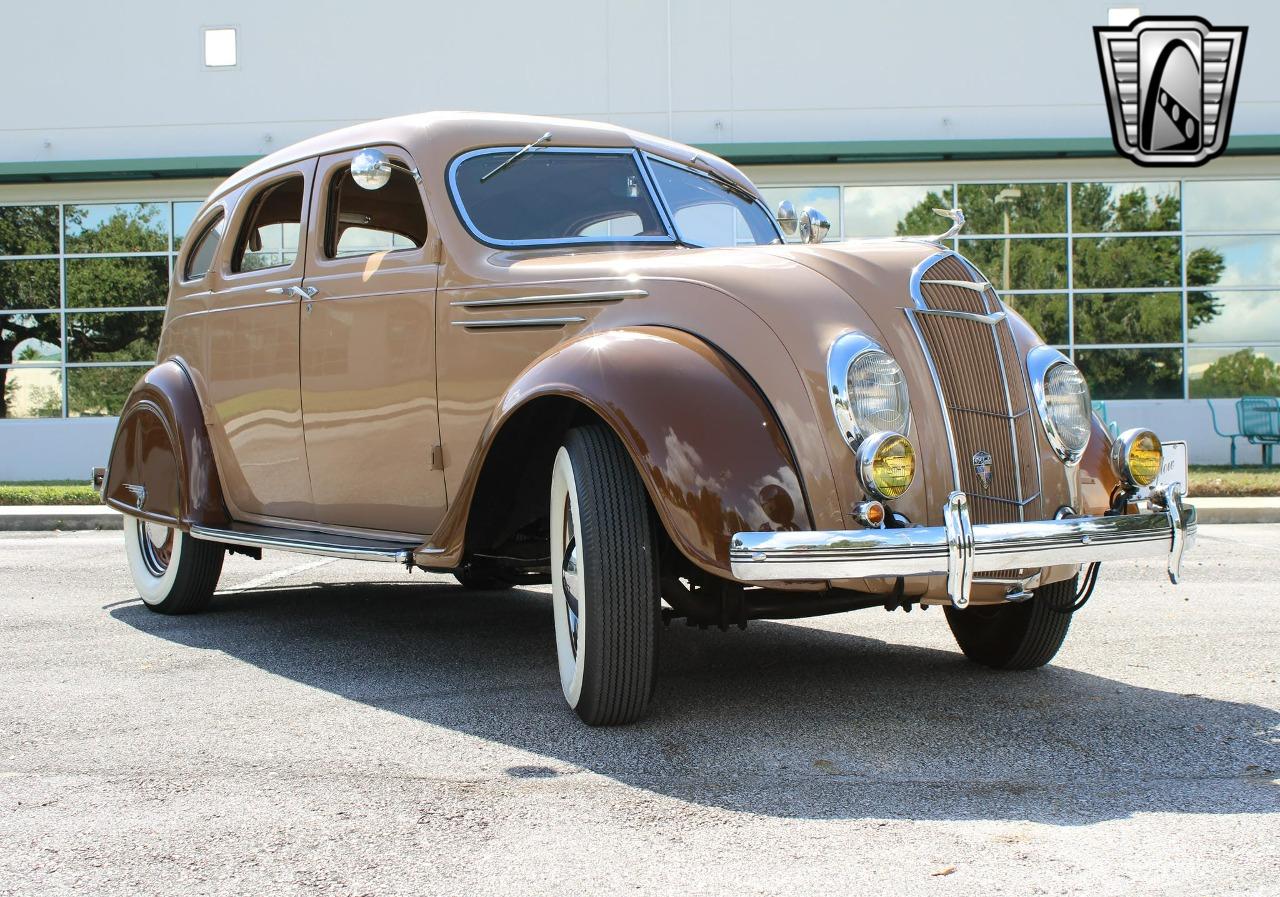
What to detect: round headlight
<box><xmin>857</xmin><ymin>432</ymin><xmax>916</xmax><ymax>500</ymax></box>
<box><xmin>1111</xmin><ymin>428</ymin><xmax>1163</xmax><ymax>488</ymax></box>
<box><xmin>1028</xmin><ymin>347</ymin><xmax>1092</xmax><ymax>464</ymax></box>
<box><xmin>828</xmin><ymin>333</ymin><xmax>911</xmax><ymax>449</ymax></box>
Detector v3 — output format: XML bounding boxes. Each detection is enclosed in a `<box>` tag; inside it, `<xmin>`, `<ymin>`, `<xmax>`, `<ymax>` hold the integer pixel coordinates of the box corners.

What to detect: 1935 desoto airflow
<box><xmin>95</xmin><ymin>112</ymin><xmax>1195</xmax><ymax>725</ymax></box>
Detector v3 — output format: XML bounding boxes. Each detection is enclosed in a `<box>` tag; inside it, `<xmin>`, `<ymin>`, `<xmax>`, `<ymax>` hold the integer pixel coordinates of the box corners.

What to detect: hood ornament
<box><xmin>931</xmin><ymin>207</ymin><xmax>966</xmax><ymax>242</ymax></box>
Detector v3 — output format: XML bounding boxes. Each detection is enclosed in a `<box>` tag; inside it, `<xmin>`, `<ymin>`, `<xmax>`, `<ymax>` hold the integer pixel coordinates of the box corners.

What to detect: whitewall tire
<box><xmin>549</xmin><ymin>425</ymin><xmax>660</xmax><ymax>726</ymax></box>
<box><xmin>123</xmin><ymin>516</ymin><xmax>225</xmax><ymax>614</ymax></box>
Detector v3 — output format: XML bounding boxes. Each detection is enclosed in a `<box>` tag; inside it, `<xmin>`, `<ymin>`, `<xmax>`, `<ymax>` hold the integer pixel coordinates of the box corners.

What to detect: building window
<box><xmin>762</xmin><ymin>176</ymin><xmax>1280</xmax><ymax>400</ymax></box>
<box><xmin>0</xmin><ymin>198</ymin><xmax>197</xmax><ymax>419</ymax></box>
<box><xmin>203</xmin><ymin>27</ymin><xmax>238</xmax><ymax>68</ymax></box>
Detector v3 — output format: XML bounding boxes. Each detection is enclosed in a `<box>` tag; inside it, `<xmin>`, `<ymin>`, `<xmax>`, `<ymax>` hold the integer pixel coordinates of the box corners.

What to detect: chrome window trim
<box><xmin>1027</xmin><ymin>344</ymin><xmax>1091</xmax><ymax>465</ymax></box>
<box><xmin>826</xmin><ymin>330</ymin><xmax>912</xmax><ymax>451</ymax></box>
<box><xmin>446</xmin><ymin>146</ymin><xmax>678</xmax><ymax>249</ymax></box>
<box><xmin>640</xmin><ymin>153</ymin><xmax>785</xmax><ymax>247</ymax></box>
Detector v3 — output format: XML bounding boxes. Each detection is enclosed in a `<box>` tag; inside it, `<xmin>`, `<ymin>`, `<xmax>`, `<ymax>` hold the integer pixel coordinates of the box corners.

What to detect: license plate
<box><xmin>1150</xmin><ymin>440</ymin><xmax>1189</xmax><ymax>495</ymax></box>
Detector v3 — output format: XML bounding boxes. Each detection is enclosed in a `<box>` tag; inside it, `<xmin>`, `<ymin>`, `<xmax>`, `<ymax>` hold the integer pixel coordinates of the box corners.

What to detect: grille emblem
<box><xmin>971</xmin><ymin>451</ymin><xmax>993</xmax><ymax>492</ymax></box>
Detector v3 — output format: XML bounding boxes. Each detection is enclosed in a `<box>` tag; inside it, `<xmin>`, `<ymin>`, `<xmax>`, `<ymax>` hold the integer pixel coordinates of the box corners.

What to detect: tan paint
<box><xmin>119</xmin><ymin>112</ymin><xmax>1107</xmax><ymax>603</ymax></box>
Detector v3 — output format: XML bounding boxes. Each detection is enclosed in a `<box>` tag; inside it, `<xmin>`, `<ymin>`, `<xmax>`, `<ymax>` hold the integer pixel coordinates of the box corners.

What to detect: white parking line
<box><xmin>221</xmin><ymin>557</ymin><xmax>336</xmax><ymax>593</ymax></box>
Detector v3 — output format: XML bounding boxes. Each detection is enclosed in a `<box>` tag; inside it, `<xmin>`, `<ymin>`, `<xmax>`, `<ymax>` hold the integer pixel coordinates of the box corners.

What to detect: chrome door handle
<box><xmin>266</xmin><ymin>285</ymin><xmax>318</xmax><ymax>300</ymax></box>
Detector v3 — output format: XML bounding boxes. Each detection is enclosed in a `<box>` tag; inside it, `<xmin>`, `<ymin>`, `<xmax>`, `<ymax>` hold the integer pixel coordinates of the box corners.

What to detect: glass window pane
<box><xmin>758</xmin><ymin>186</ymin><xmax>841</xmax><ymax>242</ymax></box>
<box><xmin>173</xmin><ymin>202</ymin><xmax>205</xmax><ymax>250</ymax></box>
<box><xmin>1073</xmin><ymin>236</ymin><xmax>1181</xmax><ymax>289</ymax></box>
<box><xmin>1071</xmin><ymin>181</ymin><xmax>1179</xmax><ymax>232</ymax></box>
<box><xmin>452</xmin><ymin>152</ymin><xmax>670</xmax><ymax>245</ymax></box>
<box><xmin>183</xmin><ymin>214</ymin><xmax>225</xmax><ymax>281</ymax></box>
<box><xmin>1073</xmin><ymin>293</ymin><xmax>1182</xmax><ymax>344</ymax></box>
<box><xmin>956</xmin><ymin>183</ymin><xmax>1066</xmax><ymax>234</ymax></box>
<box><xmin>649</xmin><ymin>160</ymin><xmax>779</xmax><ymax>247</ymax></box>
<box><xmin>1</xmin><ymin>365</ymin><xmax>61</xmax><ymax>418</ymax></box>
<box><xmin>1189</xmin><ymin>347</ymin><xmax>1280</xmax><ymax>398</ymax></box>
<box><xmin>67</xmin><ymin>366</ymin><xmax>142</xmax><ymax>417</ymax></box>
<box><xmin>1188</xmin><ymin>290</ymin><xmax>1280</xmax><ymax>343</ymax></box>
<box><xmin>1</xmin><ymin>312</ymin><xmax>61</xmax><ymax>365</ymax></box>
<box><xmin>0</xmin><ymin>205</ymin><xmax>59</xmax><ymax>255</ymax></box>
<box><xmin>1075</xmin><ymin>348</ymin><xmax>1183</xmax><ymax>399</ymax></box>
<box><xmin>959</xmin><ymin>238</ymin><xmax>1067</xmax><ymax>290</ymax></box>
<box><xmin>1184</xmin><ymin>180</ymin><xmax>1280</xmax><ymax>232</ymax></box>
<box><xmin>64</xmin><ymin>203</ymin><xmax>168</xmax><ymax>253</ymax></box>
<box><xmin>0</xmin><ymin>259</ymin><xmax>59</xmax><ymax>310</ymax></box>
<box><xmin>326</xmin><ymin>166</ymin><xmax>428</xmax><ymax>258</ymax></box>
<box><xmin>66</xmin><ymin>257</ymin><xmax>169</xmax><ymax>308</ymax></box>
<box><xmin>1003</xmin><ymin>293</ymin><xmax>1068</xmax><ymax>345</ymax></box>
<box><xmin>842</xmin><ymin>185</ymin><xmax>951</xmax><ymax>237</ymax></box>
<box><xmin>1185</xmin><ymin>235</ymin><xmax>1280</xmax><ymax>288</ymax></box>
<box><xmin>233</xmin><ymin>177</ymin><xmax>305</xmax><ymax>272</ymax></box>
<box><xmin>66</xmin><ymin>311</ymin><xmax>163</xmax><ymax>363</ymax></box>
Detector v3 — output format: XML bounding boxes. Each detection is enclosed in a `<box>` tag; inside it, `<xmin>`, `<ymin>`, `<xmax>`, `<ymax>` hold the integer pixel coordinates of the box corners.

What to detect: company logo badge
<box><xmin>123</xmin><ymin>483</ymin><xmax>147</xmax><ymax>509</ymax></box>
<box><xmin>1094</xmin><ymin>16</ymin><xmax>1247</xmax><ymax>167</ymax></box>
<box><xmin>971</xmin><ymin>451</ymin><xmax>993</xmax><ymax>492</ymax></box>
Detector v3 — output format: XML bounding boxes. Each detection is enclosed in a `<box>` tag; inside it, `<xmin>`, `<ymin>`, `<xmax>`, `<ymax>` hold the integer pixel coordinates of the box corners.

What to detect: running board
<box><xmin>189</xmin><ymin>522</ymin><xmax>418</xmax><ymax>564</ymax></box>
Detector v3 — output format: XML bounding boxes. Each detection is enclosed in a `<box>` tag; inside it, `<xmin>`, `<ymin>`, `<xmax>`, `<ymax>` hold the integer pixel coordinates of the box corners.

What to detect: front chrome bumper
<box><xmin>730</xmin><ymin>488</ymin><xmax>1195</xmax><ymax>608</ymax></box>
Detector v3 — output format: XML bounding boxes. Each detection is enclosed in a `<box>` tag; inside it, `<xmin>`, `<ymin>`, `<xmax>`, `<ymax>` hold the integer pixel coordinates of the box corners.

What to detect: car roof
<box><xmin>207</xmin><ymin>111</ymin><xmax>758</xmax><ymax>207</ymax></box>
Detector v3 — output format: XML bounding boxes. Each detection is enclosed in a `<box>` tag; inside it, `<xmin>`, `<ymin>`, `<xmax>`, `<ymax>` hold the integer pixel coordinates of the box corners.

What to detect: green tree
<box><xmin>1192</xmin><ymin>349</ymin><xmax>1280</xmax><ymax>398</ymax></box>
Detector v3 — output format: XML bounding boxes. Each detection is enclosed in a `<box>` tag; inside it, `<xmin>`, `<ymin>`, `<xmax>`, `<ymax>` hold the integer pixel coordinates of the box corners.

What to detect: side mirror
<box><xmin>775</xmin><ymin>200</ymin><xmax>798</xmax><ymax>236</ymax></box>
<box><xmin>351</xmin><ymin>148</ymin><xmax>393</xmax><ymax>190</ymax></box>
<box><xmin>798</xmin><ymin>207</ymin><xmax>831</xmax><ymax>244</ymax></box>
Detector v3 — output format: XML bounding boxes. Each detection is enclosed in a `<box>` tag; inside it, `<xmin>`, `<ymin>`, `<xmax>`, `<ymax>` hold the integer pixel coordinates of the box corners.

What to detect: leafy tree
<box><xmin>1</xmin><ymin>205</ymin><xmax>165</xmax><ymax>418</ymax></box>
<box><xmin>1191</xmin><ymin>349</ymin><xmax>1280</xmax><ymax>398</ymax></box>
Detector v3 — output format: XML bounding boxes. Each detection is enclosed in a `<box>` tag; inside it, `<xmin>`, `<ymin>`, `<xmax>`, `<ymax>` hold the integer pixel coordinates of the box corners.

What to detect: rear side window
<box><xmin>232</xmin><ymin>176</ymin><xmax>303</xmax><ymax>272</ymax></box>
<box><xmin>183</xmin><ymin>213</ymin><xmax>225</xmax><ymax>281</ymax></box>
<box><xmin>326</xmin><ymin>164</ymin><xmax>428</xmax><ymax>259</ymax></box>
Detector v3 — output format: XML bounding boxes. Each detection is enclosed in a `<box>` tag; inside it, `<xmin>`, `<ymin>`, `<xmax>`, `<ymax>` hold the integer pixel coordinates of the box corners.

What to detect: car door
<box><xmin>200</xmin><ymin>159</ymin><xmax>316</xmax><ymax>522</ymax></box>
<box><xmin>298</xmin><ymin>146</ymin><xmax>446</xmax><ymax>535</ymax></box>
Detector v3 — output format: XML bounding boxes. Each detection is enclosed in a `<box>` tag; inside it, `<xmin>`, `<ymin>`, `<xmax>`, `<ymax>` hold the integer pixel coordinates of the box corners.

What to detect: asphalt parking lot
<box><xmin>1</xmin><ymin>524</ymin><xmax>1277</xmax><ymax>896</ymax></box>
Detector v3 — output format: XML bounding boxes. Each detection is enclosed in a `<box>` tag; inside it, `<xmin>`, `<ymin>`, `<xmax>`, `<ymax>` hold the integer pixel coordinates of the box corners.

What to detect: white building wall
<box><xmin>2</xmin><ymin>1</ymin><xmax>1278</xmax><ymax>165</ymax></box>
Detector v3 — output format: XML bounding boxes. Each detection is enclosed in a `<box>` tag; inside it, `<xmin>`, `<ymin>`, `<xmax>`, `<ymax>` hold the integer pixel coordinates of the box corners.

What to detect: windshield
<box><xmin>450</xmin><ymin>149</ymin><xmax>670</xmax><ymax>246</ymax></box>
<box><xmin>647</xmin><ymin>158</ymin><xmax>781</xmax><ymax>248</ymax></box>
<box><xmin>449</xmin><ymin>148</ymin><xmax>780</xmax><ymax>248</ymax></box>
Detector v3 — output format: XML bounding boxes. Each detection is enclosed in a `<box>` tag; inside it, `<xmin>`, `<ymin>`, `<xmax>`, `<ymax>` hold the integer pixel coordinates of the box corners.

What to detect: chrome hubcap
<box><xmin>138</xmin><ymin>519</ymin><xmax>173</xmax><ymax>577</ymax></box>
<box><xmin>560</xmin><ymin>496</ymin><xmax>583</xmax><ymax>656</ymax></box>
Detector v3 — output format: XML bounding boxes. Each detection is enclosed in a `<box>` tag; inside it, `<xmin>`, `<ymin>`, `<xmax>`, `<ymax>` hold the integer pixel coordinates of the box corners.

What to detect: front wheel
<box><xmin>944</xmin><ymin>575</ymin><xmax>1076</xmax><ymax>670</ymax></box>
<box><xmin>549</xmin><ymin>425</ymin><xmax>660</xmax><ymax>726</ymax></box>
<box><xmin>123</xmin><ymin>517</ymin><xmax>225</xmax><ymax>614</ymax></box>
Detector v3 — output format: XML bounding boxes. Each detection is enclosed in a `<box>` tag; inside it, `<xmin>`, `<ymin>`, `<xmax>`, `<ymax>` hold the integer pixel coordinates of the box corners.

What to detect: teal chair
<box><xmin>1090</xmin><ymin>400</ymin><xmax>1119</xmax><ymax>439</ymax></box>
<box><xmin>1238</xmin><ymin>396</ymin><xmax>1280</xmax><ymax>467</ymax></box>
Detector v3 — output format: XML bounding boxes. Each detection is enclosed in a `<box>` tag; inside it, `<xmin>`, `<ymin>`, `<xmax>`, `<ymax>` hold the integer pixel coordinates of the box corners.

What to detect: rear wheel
<box><xmin>123</xmin><ymin>517</ymin><xmax>224</xmax><ymax>615</ymax></box>
<box><xmin>549</xmin><ymin>425</ymin><xmax>659</xmax><ymax>725</ymax></box>
<box><xmin>944</xmin><ymin>575</ymin><xmax>1076</xmax><ymax>670</ymax></box>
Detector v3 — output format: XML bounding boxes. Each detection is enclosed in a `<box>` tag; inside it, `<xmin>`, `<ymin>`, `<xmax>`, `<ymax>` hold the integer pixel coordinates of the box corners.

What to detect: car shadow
<box><xmin>110</xmin><ymin>580</ymin><xmax>1280</xmax><ymax>824</ymax></box>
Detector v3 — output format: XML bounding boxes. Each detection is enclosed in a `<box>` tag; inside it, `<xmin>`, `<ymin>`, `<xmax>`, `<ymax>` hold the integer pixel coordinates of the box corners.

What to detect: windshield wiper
<box><xmin>686</xmin><ymin>155</ymin><xmax>756</xmax><ymax>203</ymax></box>
<box><xmin>481</xmin><ymin>131</ymin><xmax>552</xmax><ymax>183</ymax></box>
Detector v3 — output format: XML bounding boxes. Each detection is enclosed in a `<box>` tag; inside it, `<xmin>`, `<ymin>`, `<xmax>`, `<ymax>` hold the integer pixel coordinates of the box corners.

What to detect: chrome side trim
<box><xmin>190</xmin><ymin>525</ymin><xmax>416</xmax><ymax>564</ymax></box>
<box><xmin>451</xmin><ymin>316</ymin><xmax>585</xmax><ymax>330</ymax></box>
<box><xmin>729</xmin><ymin>496</ymin><xmax>1197</xmax><ymax>607</ymax></box>
<box><xmin>919</xmin><ymin>278</ymin><xmax>993</xmax><ymax>292</ymax></box>
<box><xmin>450</xmin><ymin>289</ymin><xmax>646</xmax><ymax>308</ymax></box>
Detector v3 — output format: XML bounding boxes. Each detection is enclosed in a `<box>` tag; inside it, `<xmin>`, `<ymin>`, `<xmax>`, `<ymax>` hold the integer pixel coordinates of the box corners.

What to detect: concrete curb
<box><xmin>1</xmin><ymin>499</ymin><xmax>1278</xmax><ymax>532</ymax></box>
<box><xmin>0</xmin><ymin>505</ymin><xmax>122</xmax><ymax>532</ymax></box>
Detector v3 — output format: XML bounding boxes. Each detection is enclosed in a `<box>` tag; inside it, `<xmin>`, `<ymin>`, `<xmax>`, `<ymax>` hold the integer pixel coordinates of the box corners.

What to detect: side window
<box><xmin>232</xmin><ymin>176</ymin><xmax>304</xmax><ymax>273</ymax></box>
<box><xmin>326</xmin><ymin>163</ymin><xmax>428</xmax><ymax>259</ymax></box>
<box><xmin>183</xmin><ymin>213</ymin><xmax>225</xmax><ymax>281</ymax></box>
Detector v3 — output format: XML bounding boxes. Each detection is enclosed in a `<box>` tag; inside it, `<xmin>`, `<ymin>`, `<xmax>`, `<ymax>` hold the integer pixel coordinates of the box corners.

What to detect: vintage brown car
<box><xmin>96</xmin><ymin>112</ymin><xmax>1196</xmax><ymax>725</ymax></box>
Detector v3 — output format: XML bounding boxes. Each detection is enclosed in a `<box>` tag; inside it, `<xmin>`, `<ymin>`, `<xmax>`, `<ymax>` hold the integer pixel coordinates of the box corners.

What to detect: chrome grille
<box><xmin>909</xmin><ymin>253</ymin><xmax>1041</xmax><ymax>524</ymax></box>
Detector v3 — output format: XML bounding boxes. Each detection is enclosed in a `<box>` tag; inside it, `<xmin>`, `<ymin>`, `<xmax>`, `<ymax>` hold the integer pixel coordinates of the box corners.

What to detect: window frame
<box><xmin>180</xmin><ymin>208</ymin><xmax>227</xmax><ymax>283</ymax></box>
<box><xmin>227</xmin><ymin>172</ymin><xmax>308</xmax><ymax>276</ymax></box>
<box><xmin>322</xmin><ymin>150</ymin><xmax>429</xmax><ymax>261</ymax></box>
<box><xmin>446</xmin><ymin>146</ymin><xmax>680</xmax><ymax>249</ymax></box>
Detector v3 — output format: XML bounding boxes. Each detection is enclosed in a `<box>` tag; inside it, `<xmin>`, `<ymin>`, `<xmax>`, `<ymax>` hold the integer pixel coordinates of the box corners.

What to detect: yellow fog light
<box><xmin>1111</xmin><ymin>428</ymin><xmax>1163</xmax><ymax>488</ymax></box>
<box><xmin>857</xmin><ymin>432</ymin><xmax>916</xmax><ymax>501</ymax></box>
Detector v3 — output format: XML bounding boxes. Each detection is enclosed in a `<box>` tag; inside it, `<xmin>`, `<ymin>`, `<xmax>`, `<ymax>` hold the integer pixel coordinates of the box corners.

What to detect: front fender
<box><xmin>424</xmin><ymin>326</ymin><xmax>811</xmax><ymax>577</ymax></box>
<box><xmin>102</xmin><ymin>360</ymin><xmax>228</xmax><ymax>528</ymax></box>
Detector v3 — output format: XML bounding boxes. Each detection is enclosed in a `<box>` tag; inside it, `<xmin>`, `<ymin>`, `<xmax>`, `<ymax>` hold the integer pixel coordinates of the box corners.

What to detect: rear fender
<box><xmin>102</xmin><ymin>360</ymin><xmax>229</xmax><ymax>528</ymax></box>
<box><xmin>422</xmin><ymin>326</ymin><xmax>811</xmax><ymax>577</ymax></box>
